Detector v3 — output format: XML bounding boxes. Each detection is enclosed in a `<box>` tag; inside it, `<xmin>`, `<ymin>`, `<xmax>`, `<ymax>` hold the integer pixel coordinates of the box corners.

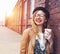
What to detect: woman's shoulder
<box><xmin>23</xmin><ymin>28</ymin><xmax>32</xmax><ymax>33</ymax></box>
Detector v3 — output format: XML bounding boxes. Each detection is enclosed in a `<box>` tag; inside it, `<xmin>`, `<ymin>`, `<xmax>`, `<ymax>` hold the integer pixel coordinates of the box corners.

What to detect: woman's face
<box><xmin>33</xmin><ymin>10</ymin><xmax>46</xmax><ymax>25</ymax></box>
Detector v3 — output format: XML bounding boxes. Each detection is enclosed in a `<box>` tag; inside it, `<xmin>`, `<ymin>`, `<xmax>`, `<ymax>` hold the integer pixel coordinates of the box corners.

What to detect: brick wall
<box><xmin>48</xmin><ymin>0</ymin><xmax>60</xmax><ymax>54</ymax></box>
<box><xmin>35</xmin><ymin>0</ymin><xmax>46</xmax><ymax>7</ymax></box>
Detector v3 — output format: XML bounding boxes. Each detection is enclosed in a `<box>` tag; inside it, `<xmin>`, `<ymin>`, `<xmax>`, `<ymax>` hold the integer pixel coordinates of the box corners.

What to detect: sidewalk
<box><xmin>0</xmin><ymin>26</ymin><xmax>21</xmax><ymax>54</ymax></box>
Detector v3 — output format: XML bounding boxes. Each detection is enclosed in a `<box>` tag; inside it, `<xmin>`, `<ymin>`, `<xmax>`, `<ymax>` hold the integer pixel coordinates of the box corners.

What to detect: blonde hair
<box><xmin>31</xmin><ymin>11</ymin><xmax>40</xmax><ymax>39</ymax></box>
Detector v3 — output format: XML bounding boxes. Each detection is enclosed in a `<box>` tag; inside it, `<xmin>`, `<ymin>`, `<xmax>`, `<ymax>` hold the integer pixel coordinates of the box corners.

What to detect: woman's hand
<box><xmin>44</xmin><ymin>29</ymin><xmax>54</xmax><ymax>54</ymax></box>
<box><xmin>44</xmin><ymin>29</ymin><xmax>52</xmax><ymax>40</ymax></box>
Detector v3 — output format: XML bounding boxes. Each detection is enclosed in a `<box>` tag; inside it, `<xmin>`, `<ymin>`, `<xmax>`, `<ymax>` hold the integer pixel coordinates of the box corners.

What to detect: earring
<box><xmin>45</xmin><ymin>20</ymin><xmax>47</xmax><ymax>22</ymax></box>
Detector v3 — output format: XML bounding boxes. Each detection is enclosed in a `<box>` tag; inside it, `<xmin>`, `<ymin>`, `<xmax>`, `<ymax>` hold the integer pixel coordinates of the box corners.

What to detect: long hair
<box><xmin>31</xmin><ymin>11</ymin><xmax>42</xmax><ymax>39</ymax></box>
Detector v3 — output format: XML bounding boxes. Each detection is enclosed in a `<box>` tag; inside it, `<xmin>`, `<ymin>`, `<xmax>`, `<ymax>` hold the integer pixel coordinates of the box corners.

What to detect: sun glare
<box><xmin>0</xmin><ymin>0</ymin><xmax>18</xmax><ymax>21</ymax></box>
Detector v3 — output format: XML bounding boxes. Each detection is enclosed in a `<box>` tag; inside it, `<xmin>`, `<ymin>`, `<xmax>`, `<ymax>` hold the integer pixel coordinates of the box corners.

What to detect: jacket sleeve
<box><xmin>20</xmin><ymin>29</ymin><xmax>29</xmax><ymax>54</ymax></box>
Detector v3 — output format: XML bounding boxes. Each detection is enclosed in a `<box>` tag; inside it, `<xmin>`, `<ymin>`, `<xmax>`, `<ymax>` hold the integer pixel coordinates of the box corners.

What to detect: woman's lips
<box><xmin>36</xmin><ymin>18</ymin><xmax>42</xmax><ymax>23</ymax></box>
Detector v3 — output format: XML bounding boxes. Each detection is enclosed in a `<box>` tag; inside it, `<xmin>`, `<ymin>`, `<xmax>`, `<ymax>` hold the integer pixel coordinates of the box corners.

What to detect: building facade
<box><xmin>48</xmin><ymin>0</ymin><xmax>60</xmax><ymax>54</ymax></box>
<box><xmin>5</xmin><ymin>0</ymin><xmax>48</xmax><ymax>34</ymax></box>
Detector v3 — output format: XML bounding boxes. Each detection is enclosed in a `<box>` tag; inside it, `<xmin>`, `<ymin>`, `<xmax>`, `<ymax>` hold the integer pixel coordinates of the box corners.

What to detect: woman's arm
<box><xmin>20</xmin><ymin>29</ymin><xmax>29</xmax><ymax>54</ymax></box>
<box><xmin>48</xmin><ymin>32</ymin><xmax>54</xmax><ymax>53</ymax></box>
<box><xmin>44</xmin><ymin>29</ymin><xmax>54</xmax><ymax>53</ymax></box>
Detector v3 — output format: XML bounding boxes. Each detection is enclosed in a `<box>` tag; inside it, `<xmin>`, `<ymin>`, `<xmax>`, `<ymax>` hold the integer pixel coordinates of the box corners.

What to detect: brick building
<box><xmin>5</xmin><ymin>0</ymin><xmax>60</xmax><ymax>54</ymax></box>
<box><xmin>48</xmin><ymin>0</ymin><xmax>60</xmax><ymax>54</ymax></box>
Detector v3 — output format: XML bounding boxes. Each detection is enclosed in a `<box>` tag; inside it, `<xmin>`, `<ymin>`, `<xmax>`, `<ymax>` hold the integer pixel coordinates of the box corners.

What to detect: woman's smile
<box><xmin>34</xmin><ymin>17</ymin><xmax>45</xmax><ymax>25</ymax></box>
<box><xmin>35</xmin><ymin>18</ymin><xmax>42</xmax><ymax>23</ymax></box>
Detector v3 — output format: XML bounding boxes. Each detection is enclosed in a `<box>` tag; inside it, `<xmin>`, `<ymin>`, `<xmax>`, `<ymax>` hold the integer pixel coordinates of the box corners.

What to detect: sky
<box><xmin>0</xmin><ymin>0</ymin><xmax>18</xmax><ymax>23</ymax></box>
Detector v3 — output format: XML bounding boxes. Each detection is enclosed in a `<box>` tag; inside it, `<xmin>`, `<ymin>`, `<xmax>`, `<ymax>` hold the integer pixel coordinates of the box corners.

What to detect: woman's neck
<box><xmin>37</xmin><ymin>25</ymin><xmax>43</xmax><ymax>33</ymax></box>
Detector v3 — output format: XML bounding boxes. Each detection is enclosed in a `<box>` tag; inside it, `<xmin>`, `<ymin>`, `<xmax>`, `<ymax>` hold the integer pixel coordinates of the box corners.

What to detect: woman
<box><xmin>20</xmin><ymin>7</ymin><xmax>54</xmax><ymax>54</ymax></box>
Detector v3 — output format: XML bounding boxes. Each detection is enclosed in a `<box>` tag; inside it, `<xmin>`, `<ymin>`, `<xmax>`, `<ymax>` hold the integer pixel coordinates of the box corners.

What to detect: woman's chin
<box><xmin>35</xmin><ymin>21</ymin><xmax>45</xmax><ymax>25</ymax></box>
<box><xmin>35</xmin><ymin>22</ymin><xmax>42</xmax><ymax>25</ymax></box>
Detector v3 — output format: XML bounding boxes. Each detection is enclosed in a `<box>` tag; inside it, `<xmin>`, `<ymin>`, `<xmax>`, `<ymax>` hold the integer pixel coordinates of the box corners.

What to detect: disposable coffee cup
<box><xmin>45</xmin><ymin>29</ymin><xmax>52</xmax><ymax>33</ymax></box>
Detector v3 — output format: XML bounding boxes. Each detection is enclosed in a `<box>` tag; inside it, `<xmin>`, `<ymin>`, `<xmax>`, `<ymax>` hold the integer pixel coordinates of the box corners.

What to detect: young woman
<box><xmin>20</xmin><ymin>7</ymin><xmax>54</xmax><ymax>54</ymax></box>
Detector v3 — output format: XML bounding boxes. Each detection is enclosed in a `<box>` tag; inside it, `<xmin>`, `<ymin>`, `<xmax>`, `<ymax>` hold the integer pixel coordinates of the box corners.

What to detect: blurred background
<box><xmin>0</xmin><ymin>0</ymin><xmax>60</xmax><ymax>54</ymax></box>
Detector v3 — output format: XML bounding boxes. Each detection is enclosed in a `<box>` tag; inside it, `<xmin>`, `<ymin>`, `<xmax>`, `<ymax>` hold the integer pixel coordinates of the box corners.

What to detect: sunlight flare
<box><xmin>0</xmin><ymin>0</ymin><xmax>18</xmax><ymax>21</ymax></box>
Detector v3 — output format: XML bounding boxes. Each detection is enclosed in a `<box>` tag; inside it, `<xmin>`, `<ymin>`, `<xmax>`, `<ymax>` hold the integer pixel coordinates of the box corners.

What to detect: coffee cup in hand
<box><xmin>44</xmin><ymin>29</ymin><xmax>52</xmax><ymax>40</ymax></box>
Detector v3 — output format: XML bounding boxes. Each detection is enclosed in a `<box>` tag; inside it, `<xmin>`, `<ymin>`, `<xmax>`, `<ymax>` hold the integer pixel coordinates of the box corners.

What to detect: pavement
<box><xmin>0</xmin><ymin>26</ymin><xmax>21</xmax><ymax>54</ymax></box>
